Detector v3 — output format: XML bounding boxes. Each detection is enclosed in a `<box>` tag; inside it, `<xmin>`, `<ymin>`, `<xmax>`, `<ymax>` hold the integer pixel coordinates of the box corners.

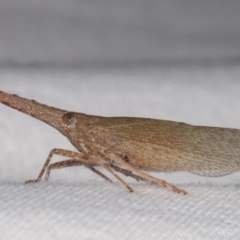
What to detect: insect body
<box><xmin>1</xmin><ymin>90</ymin><xmax>240</xmax><ymax>195</ymax></box>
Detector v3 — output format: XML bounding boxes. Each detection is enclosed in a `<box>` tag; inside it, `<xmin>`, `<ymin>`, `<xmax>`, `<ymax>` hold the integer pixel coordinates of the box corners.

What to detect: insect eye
<box><xmin>62</xmin><ymin>112</ymin><xmax>76</xmax><ymax>126</ymax></box>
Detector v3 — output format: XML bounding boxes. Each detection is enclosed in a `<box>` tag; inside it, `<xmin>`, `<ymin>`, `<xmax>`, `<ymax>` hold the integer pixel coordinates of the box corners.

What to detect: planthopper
<box><xmin>1</xmin><ymin>90</ymin><xmax>240</xmax><ymax>195</ymax></box>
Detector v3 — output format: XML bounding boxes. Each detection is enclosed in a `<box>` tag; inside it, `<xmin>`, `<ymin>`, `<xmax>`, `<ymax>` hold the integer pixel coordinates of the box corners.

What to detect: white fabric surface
<box><xmin>0</xmin><ymin>67</ymin><xmax>240</xmax><ymax>239</ymax></box>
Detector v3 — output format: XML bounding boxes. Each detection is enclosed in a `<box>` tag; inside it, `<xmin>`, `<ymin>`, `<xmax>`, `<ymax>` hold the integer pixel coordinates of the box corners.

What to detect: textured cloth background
<box><xmin>0</xmin><ymin>67</ymin><xmax>240</xmax><ymax>239</ymax></box>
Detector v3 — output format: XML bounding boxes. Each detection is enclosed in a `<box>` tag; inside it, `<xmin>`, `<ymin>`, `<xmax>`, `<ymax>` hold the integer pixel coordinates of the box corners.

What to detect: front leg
<box><xmin>25</xmin><ymin>148</ymin><xmax>93</xmax><ymax>184</ymax></box>
<box><xmin>25</xmin><ymin>148</ymin><xmax>133</xmax><ymax>192</ymax></box>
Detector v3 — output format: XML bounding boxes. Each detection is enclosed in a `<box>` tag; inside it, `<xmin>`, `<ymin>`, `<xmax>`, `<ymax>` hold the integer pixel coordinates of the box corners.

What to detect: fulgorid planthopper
<box><xmin>1</xmin><ymin>90</ymin><xmax>240</xmax><ymax>195</ymax></box>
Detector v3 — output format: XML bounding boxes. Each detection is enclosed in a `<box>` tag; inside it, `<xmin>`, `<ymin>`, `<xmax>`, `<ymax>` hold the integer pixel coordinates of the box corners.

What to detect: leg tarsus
<box><xmin>25</xmin><ymin>179</ymin><xmax>40</xmax><ymax>184</ymax></box>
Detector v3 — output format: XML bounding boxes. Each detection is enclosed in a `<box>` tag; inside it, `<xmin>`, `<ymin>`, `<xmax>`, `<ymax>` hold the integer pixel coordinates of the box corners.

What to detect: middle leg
<box><xmin>45</xmin><ymin>159</ymin><xmax>112</xmax><ymax>182</ymax></box>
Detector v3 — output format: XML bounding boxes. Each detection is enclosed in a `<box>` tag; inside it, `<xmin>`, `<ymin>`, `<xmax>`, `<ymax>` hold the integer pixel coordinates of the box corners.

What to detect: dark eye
<box><xmin>62</xmin><ymin>112</ymin><xmax>76</xmax><ymax>125</ymax></box>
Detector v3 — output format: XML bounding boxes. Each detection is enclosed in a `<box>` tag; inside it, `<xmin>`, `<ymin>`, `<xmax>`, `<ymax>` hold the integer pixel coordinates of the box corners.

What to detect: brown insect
<box><xmin>1</xmin><ymin>90</ymin><xmax>240</xmax><ymax>195</ymax></box>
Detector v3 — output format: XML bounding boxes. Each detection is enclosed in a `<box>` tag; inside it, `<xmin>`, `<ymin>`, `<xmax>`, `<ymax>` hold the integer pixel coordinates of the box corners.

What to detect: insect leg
<box><xmin>110</xmin><ymin>164</ymin><xmax>144</xmax><ymax>182</ymax></box>
<box><xmin>106</xmin><ymin>153</ymin><xmax>187</xmax><ymax>195</ymax></box>
<box><xmin>25</xmin><ymin>148</ymin><xmax>95</xmax><ymax>184</ymax></box>
<box><xmin>45</xmin><ymin>159</ymin><xmax>112</xmax><ymax>182</ymax></box>
<box><xmin>97</xmin><ymin>161</ymin><xmax>133</xmax><ymax>192</ymax></box>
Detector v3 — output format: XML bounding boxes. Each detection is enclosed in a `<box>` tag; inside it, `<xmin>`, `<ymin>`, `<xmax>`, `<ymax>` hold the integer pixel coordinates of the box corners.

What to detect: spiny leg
<box><xmin>111</xmin><ymin>164</ymin><xmax>144</xmax><ymax>182</ymax></box>
<box><xmin>45</xmin><ymin>159</ymin><xmax>82</xmax><ymax>180</ymax></box>
<box><xmin>106</xmin><ymin>153</ymin><xmax>187</xmax><ymax>195</ymax></box>
<box><xmin>26</xmin><ymin>148</ymin><xmax>94</xmax><ymax>184</ymax></box>
<box><xmin>45</xmin><ymin>159</ymin><xmax>112</xmax><ymax>182</ymax></box>
<box><xmin>26</xmin><ymin>148</ymin><xmax>132</xmax><ymax>192</ymax></box>
<box><xmin>111</xmin><ymin>164</ymin><xmax>183</xmax><ymax>191</ymax></box>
